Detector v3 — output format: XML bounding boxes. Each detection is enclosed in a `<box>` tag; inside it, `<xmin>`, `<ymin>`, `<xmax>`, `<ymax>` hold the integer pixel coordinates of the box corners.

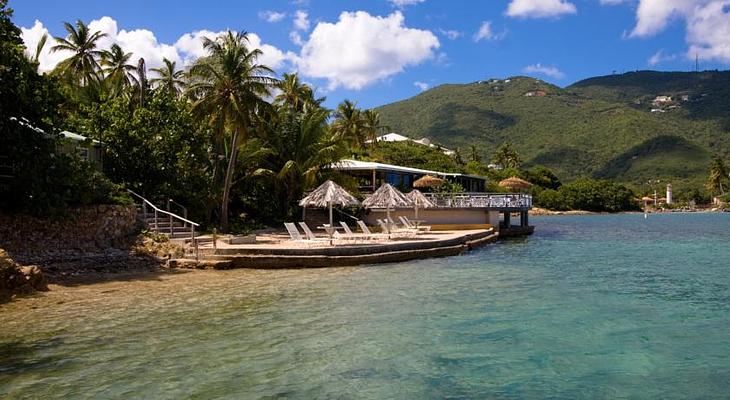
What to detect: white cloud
<box><xmin>473</xmin><ymin>21</ymin><xmax>507</xmax><ymax>42</ymax></box>
<box><xmin>629</xmin><ymin>0</ymin><xmax>695</xmax><ymax>37</ymax></box>
<box><xmin>258</xmin><ymin>10</ymin><xmax>286</xmax><ymax>23</ymax></box>
<box><xmin>600</xmin><ymin>0</ymin><xmax>630</xmax><ymax>4</ymax></box>
<box><xmin>686</xmin><ymin>1</ymin><xmax>730</xmax><ymax>63</ymax></box>
<box><xmin>293</xmin><ymin>10</ymin><xmax>310</xmax><ymax>31</ymax></box>
<box><xmin>20</xmin><ymin>20</ymin><xmax>68</xmax><ymax>72</ymax></box>
<box><xmin>506</xmin><ymin>0</ymin><xmax>578</xmax><ymax>18</ymax></box>
<box><xmin>523</xmin><ymin>63</ymin><xmax>565</xmax><ymax>79</ymax></box>
<box><xmin>389</xmin><ymin>0</ymin><xmax>426</xmax><ymax>7</ymax></box>
<box><xmin>289</xmin><ymin>31</ymin><xmax>305</xmax><ymax>46</ymax></box>
<box><xmin>414</xmin><ymin>81</ymin><xmax>430</xmax><ymax>91</ymax></box>
<box><xmin>438</xmin><ymin>29</ymin><xmax>462</xmax><ymax>40</ymax></box>
<box><xmin>648</xmin><ymin>49</ymin><xmax>677</xmax><ymax>65</ymax></box>
<box><xmin>622</xmin><ymin>0</ymin><xmax>730</xmax><ymax>64</ymax></box>
<box><xmin>20</xmin><ymin>17</ymin><xmax>290</xmax><ymax>73</ymax></box>
<box><xmin>294</xmin><ymin>11</ymin><xmax>440</xmax><ymax>90</ymax></box>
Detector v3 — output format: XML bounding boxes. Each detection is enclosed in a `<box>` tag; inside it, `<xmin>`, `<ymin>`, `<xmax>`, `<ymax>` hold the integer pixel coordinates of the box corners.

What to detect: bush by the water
<box><xmin>534</xmin><ymin>178</ymin><xmax>639</xmax><ymax>212</ymax></box>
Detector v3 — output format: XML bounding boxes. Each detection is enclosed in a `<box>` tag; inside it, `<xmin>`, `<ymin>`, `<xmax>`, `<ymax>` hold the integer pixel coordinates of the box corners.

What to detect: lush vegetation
<box><xmin>2</xmin><ymin>1</ymin><xmax>725</xmax><ymax>225</ymax></box>
<box><xmin>0</xmin><ymin>1</ymin><xmax>127</xmax><ymax>215</ymax></box>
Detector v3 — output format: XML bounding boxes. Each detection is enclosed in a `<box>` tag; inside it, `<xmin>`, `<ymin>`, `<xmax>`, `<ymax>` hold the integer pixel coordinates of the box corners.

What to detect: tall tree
<box><xmin>707</xmin><ymin>155</ymin><xmax>728</xmax><ymax>195</ymax></box>
<box><xmin>187</xmin><ymin>30</ymin><xmax>276</xmax><ymax>231</ymax></box>
<box><xmin>332</xmin><ymin>100</ymin><xmax>364</xmax><ymax>149</ymax></box>
<box><xmin>362</xmin><ymin>109</ymin><xmax>386</xmax><ymax>148</ymax></box>
<box><xmin>275</xmin><ymin>73</ymin><xmax>309</xmax><ymax>111</ymax></box>
<box><xmin>51</xmin><ymin>19</ymin><xmax>106</xmax><ymax>85</ymax></box>
<box><xmin>469</xmin><ymin>145</ymin><xmax>482</xmax><ymax>163</ymax></box>
<box><xmin>492</xmin><ymin>142</ymin><xmax>521</xmax><ymax>169</ymax></box>
<box><xmin>256</xmin><ymin>106</ymin><xmax>347</xmax><ymax>219</ymax></box>
<box><xmin>150</xmin><ymin>58</ymin><xmax>186</xmax><ymax>96</ymax></box>
<box><xmin>100</xmin><ymin>43</ymin><xmax>135</xmax><ymax>96</ymax></box>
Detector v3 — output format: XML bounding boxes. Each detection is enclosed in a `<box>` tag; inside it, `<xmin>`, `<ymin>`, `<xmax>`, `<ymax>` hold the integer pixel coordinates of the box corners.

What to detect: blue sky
<box><xmin>11</xmin><ymin>0</ymin><xmax>730</xmax><ymax>108</ymax></box>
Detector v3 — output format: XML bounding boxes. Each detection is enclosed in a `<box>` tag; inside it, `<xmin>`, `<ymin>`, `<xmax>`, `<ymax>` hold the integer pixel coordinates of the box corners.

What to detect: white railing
<box><xmin>126</xmin><ymin>189</ymin><xmax>199</xmax><ymax>240</ymax></box>
<box><xmin>424</xmin><ymin>193</ymin><xmax>533</xmax><ymax>209</ymax></box>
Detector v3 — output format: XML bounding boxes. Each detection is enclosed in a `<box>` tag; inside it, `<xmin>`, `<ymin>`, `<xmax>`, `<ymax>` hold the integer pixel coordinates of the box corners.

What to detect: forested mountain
<box><xmin>376</xmin><ymin>71</ymin><xmax>730</xmax><ymax>185</ymax></box>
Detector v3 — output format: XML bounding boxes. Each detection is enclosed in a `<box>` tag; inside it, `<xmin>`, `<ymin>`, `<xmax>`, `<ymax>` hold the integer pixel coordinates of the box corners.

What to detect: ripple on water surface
<box><xmin>1</xmin><ymin>213</ymin><xmax>730</xmax><ymax>399</ymax></box>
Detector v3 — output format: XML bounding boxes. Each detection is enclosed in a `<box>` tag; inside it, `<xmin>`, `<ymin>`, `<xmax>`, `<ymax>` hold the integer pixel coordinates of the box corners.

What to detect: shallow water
<box><xmin>1</xmin><ymin>213</ymin><xmax>729</xmax><ymax>399</ymax></box>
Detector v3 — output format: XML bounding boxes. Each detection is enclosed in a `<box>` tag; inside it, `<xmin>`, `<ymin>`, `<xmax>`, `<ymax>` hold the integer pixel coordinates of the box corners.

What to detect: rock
<box><xmin>19</xmin><ymin>266</ymin><xmax>49</xmax><ymax>292</ymax></box>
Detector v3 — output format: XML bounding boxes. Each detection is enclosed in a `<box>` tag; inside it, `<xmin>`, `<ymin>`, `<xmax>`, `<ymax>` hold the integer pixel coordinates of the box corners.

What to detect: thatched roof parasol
<box><xmin>499</xmin><ymin>176</ymin><xmax>533</xmax><ymax>191</ymax></box>
<box><xmin>362</xmin><ymin>183</ymin><xmax>412</xmax><ymax>222</ymax></box>
<box><xmin>406</xmin><ymin>190</ymin><xmax>435</xmax><ymax>207</ymax></box>
<box><xmin>406</xmin><ymin>189</ymin><xmax>435</xmax><ymax>219</ymax></box>
<box><xmin>362</xmin><ymin>183</ymin><xmax>412</xmax><ymax>208</ymax></box>
<box><xmin>299</xmin><ymin>180</ymin><xmax>359</xmax><ymax>226</ymax></box>
<box><xmin>641</xmin><ymin>196</ymin><xmax>654</xmax><ymax>202</ymax></box>
<box><xmin>414</xmin><ymin>175</ymin><xmax>444</xmax><ymax>188</ymax></box>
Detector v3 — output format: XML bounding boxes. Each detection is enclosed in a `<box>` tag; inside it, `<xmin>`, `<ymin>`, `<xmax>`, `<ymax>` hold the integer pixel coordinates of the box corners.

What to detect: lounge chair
<box><xmin>356</xmin><ymin>221</ymin><xmax>387</xmax><ymax>241</ymax></box>
<box><xmin>339</xmin><ymin>221</ymin><xmax>367</xmax><ymax>243</ymax></box>
<box><xmin>298</xmin><ymin>222</ymin><xmax>331</xmax><ymax>244</ymax></box>
<box><xmin>284</xmin><ymin>222</ymin><xmax>305</xmax><ymax>241</ymax></box>
<box><xmin>382</xmin><ymin>218</ymin><xmax>414</xmax><ymax>238</ymax></box>
<box><xmin>400</xmin><ymin>216</ymin><xmax>431</xmax><ymax>232</ymax></box>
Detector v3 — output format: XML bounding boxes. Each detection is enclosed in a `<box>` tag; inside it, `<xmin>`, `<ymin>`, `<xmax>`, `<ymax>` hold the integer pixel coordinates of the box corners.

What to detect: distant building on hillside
<box><xmin>652</xmin><ymin>96</ymin><xmax>673</xmax><ymax>107</ymax></box>
<box><xmin>368</xmin><ymin>133</ymin><xmax>455</xmax><ymax>156</ymax></box>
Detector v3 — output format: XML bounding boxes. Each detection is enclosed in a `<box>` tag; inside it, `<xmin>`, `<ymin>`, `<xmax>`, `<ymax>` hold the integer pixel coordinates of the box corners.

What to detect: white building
<box><xmin>368</xmin><ymin>133</ymin><xmax>455</xmax><ymax>156</ymax></box>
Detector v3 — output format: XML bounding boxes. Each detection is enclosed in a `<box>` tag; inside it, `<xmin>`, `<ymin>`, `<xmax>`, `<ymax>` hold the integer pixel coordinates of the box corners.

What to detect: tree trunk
<box><xmin>220</xmin><ymin>127</ymin><xmax>240</xmax><ymax>233</ymax></box>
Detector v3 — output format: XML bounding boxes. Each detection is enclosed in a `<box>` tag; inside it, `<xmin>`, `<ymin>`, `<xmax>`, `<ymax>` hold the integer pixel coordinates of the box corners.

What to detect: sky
<box><xmin>11</xmin><ymin>0</ymin><xmax>730</xmax><ymax>109</ymax></box>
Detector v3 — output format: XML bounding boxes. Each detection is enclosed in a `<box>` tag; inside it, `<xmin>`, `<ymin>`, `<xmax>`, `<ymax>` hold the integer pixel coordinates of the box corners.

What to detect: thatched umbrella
<box><xmin>414</xmin><ymin>175</ymin><xmax>444</xmax><ymax>188</ymax></box>
<box><xmin>362</xmin><ymin>183</ymin><xmax>412</xmax><ymax>222</ymax></box>
<box><xmin>299</xmin><ymin>180</ymin><xmax>360</xmax><ymax>226</ymax></box>
<box><xmin>499</xmin><ymin>176</ymin><xmax>533</xmax><ymax>191</ymax></box>
<box><xmin>406</xmin><ymin>189</ymin><xmax>435</xmax><ymax>219</ymax></box>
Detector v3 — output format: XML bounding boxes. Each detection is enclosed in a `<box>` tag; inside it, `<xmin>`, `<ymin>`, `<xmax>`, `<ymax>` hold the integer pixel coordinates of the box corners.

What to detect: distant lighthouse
<box><xmin>666</xmin><ymin>183</ymin><xmax>673</xmax><ymax>205</ymax></box>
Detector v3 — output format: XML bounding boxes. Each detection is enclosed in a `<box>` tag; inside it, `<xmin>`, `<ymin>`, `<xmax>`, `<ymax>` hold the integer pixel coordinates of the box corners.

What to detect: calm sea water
<box><xmin>1</xmin><ymin>213</ymin><xmax>729</xmax><ymax>399</ymax></box>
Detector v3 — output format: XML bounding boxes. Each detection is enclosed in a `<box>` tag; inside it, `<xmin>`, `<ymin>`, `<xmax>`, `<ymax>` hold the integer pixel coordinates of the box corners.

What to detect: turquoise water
<box><xmin>1</xmin><ymin>213</ymin><xmax>729</xmax><ymax>398</ymax></box>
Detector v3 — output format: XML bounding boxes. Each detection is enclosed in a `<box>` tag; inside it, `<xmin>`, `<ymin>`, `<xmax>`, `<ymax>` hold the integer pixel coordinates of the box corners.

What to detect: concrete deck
<box><xmin>179</xmin><ymin>229</ymin><xmax>501</xmax><ymax>269</ymax></box>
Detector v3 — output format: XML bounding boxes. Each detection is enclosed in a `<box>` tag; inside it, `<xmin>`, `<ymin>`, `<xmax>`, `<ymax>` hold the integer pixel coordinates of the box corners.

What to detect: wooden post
<box><xmin>372</xmin><ymin>170</ymin><xmax>376</xmax><ymax>192</ymax></box>
<box><xmin>167</xmin><ymin>200</ymin><xmax>173</xmax><ymax>235</ymax></box>
<box><xmin>154</xmin><ymin>209</ymin><xmax>159</xmax><ymax>233</ymax></box>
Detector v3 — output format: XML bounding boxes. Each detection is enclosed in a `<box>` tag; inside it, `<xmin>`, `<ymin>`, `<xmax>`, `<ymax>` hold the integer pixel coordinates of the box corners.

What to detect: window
<box><xmin>77</xmin><ymin>147</ymin><xmax>89</xmax><ymax>160</ymax></box>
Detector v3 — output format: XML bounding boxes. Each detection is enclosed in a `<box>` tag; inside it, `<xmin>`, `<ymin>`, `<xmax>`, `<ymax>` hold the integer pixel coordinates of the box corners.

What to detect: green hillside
<box><xmin>376</xmin><ymin>72</ymin><xmax>730</xmax><ymax>185</ymax></box>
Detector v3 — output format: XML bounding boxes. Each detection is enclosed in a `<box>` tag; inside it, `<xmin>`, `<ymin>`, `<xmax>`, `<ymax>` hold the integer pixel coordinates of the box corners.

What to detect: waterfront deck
<box><xmin>176</xmin><ymin>229</ymin><xmax>501</xmax><ymax>269</ymax></box>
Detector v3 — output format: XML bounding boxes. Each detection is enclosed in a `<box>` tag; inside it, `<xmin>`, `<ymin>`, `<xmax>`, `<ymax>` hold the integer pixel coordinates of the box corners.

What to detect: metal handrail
<box><xmin>423</xmin><ymin>193</ymin><xmax>533</xmax><ymax>209</ymax></box>
<box><xmin>127</xmin><ymin>189</ymin><xmax>199</xmax><ymax>226</ymax></box>
<box><xmin>168</xmin><ymin>198</ymin><xmax>188</xmax><ymax>220</ymax></box>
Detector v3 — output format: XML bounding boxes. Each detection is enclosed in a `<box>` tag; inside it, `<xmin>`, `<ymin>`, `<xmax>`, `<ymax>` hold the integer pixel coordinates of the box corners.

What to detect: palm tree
<box><xmin>187</xmin><ymin>30</ymin><xmax>277</xmax><ymax>231</ymax></box>
<box><xmin>492</xmin><ymin>142</ymin><xmax>521</xmax><ymax>169</ymax></box>
<box><xmin>469</xmin><ymin>145</ymin><xmax>482</xmax><ymax>163</ymax></box>
<box><xmin>130</xmin><ymin>57</ymin><xmax>148</xmax><ymax>107</ymax></box>
<box><xmin>332</xmin><ymin>100</ymin><xmax>365</xmax><ymax>149</ymax></box>
<box><xmin>362</xmin><ymin>109</ymin><xmax>387</xmax><ymax>148</ymax></box>
<box><xmin>100</xmin><ymin>44</ymin><xmax>136</xmax><ymax>96</ymax></box>
<box><xmin>150</xmin><ymin>58</ymin><xmax>186</xmax><ymax>96</ymax></box>
<box><xmin>707</xmin><ymin>155</ymin><xmax>728</xmax><ymax>195</ymax></box>
<box><xmin>25</xmin><ymin>32</ymin><xmax>48</xmax><ymax>68</ymax></box>
<box><xmin>256</xmin><ymin>107</ymin><xmax>347</xmax><ymax>218</ymax></box>
<box><xmin>51</xmin><ymin>19</ymin><xmax>107</xmax><ymax>85</ymax></box>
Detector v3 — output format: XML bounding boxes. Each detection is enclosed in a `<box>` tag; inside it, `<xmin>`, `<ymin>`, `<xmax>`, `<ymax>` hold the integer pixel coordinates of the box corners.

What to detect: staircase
<box><xmin>137</xmin><ymin>209</ymin><xmax>196</xmax><ymax>240</ymax></box>
<box><xmin>127</xmin><ymin>190</ymin><xmax>200</xmax><ymax>242</ymax></box>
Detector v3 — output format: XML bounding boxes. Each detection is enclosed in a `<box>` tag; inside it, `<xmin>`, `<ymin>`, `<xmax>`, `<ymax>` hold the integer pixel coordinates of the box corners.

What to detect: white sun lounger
<box><xmin>298</xmin><ymin>222</ymin><xmax>331</xmax><ymax>244</ymax></box>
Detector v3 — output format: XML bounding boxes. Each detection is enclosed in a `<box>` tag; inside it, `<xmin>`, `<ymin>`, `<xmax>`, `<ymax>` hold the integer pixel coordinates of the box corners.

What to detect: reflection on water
<box><xmin>1</xmin><ymin>213</ymin><xmax>730</xmax><ymax>398</ymax></box>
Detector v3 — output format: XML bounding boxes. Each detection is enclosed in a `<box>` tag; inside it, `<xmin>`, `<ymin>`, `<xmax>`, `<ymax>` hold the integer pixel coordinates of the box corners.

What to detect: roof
<box><xmin>366</xmin><ymin>132</ymin><xmax>455</xmax><ymax>155</ymax></box>
<box><xmin>59</xmin><ymin>131</ymin><xmax>101</xmax><ymax>144</ymax></box>
<box><xmin>331</xmin><ymin>159</ymin><xmax>486</xmax><ymax>181</ymax></box>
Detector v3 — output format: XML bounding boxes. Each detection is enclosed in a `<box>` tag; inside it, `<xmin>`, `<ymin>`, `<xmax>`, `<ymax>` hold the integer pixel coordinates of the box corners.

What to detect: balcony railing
<box><xmin>423</xmin><ymin>193</ymin><xmax>533</xmax><ymax>209</ymax></box>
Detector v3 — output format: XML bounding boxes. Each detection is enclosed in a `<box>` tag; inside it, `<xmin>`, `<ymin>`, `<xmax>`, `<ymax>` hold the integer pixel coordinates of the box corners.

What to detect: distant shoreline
<box><xmin>529</xmin><ymin>207</ymin><xmax>726</xmax><ymax>216</ymax></box>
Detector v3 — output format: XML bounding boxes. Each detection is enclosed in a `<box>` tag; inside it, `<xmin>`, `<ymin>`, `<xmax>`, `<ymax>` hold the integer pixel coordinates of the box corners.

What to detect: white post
<box><xmin>328</xmin><ymin>202</ymin><xmax>333</xmax><ymax>227</ymax></box>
